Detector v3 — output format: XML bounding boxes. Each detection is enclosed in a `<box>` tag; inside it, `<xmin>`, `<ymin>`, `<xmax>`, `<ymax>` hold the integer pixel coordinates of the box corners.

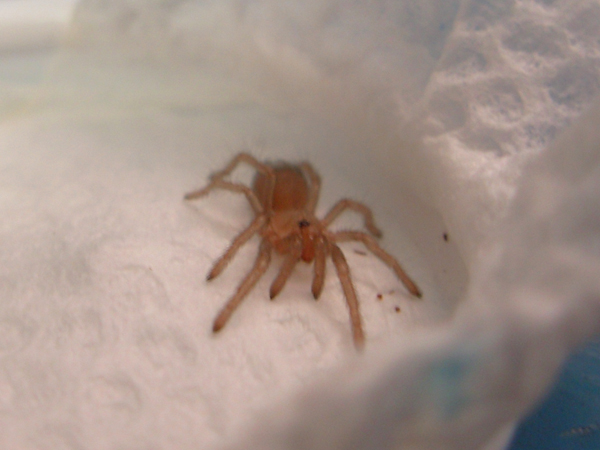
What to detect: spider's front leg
<box><xmin>330</xmin><ymin>243</ymin><xmax>365</xmax><ymax>349</ymax></box>
<box><xmin>311</xmin><ymin>235</ymin><xmax>327</xmax><ymax>299</ymax></box>
<box><xmin>207</xmin><ymin>215</ymin><xmax>267</xmax><ymax>280</ymax></box>
<box><xmin>212</xmin><ymin>239</ymin><xmax>272</xmax><ymax>332</ymax></box>
<box><xmin>269</xmin><ymin>236</ymin><xmax>302</xmax><ymax>299</ymax></box>
<box><xmin>184</xmin><ymin>153</ymin><xmax>276</xmax><ymax>280</ymax></box>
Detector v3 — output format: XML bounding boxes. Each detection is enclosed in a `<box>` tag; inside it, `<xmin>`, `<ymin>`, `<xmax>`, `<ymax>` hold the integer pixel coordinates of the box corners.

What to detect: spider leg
<box><xmin>330</xmin><ymin>243</ymin><xmax>365</xmax><ymax>350</ymax></box>
<box><xmin>333</xmin><ymin>231</ymin><xmax>422</xmax><ymax>298</ymax></box>
<box><xmin>184</xmin><ymin>152</ymin><xmax>275</xmax><ymax>214</ymax></box>
<box><xmin>207</xmin><ymin>215</ymin><xmax>267</xmax><ymax>280</ymax></box>
<box><xmin>321</xmin><ymin>199</ymin><xmax>382</xmax><ymax>238</ymax></box>
<box><xmin>311</xmin><ymin>235</ymin><xmax>327</xmax><ymax>299</ymax></box>
<box><xmin>212</xmin><ymin>240</ymin><xmax>272</xmax><ymax>333</ymax></box>
<box><xmin>269</xmin><ymin>237</ymin><xmax>302</xmax><ymax>299</ymax></box>
<box><xmin>300</xmin><ymin>162</ymin><xmax>321</xmax><ymax>214</ymax></box>
<box><xmin>202</xmin><ymin>152</ymin><xmax>274</xmax><ymax>184</ymax></box>
<box><xmin>185</xmin><ymin>179</ymin><xmax>264</xmax><ymax>215</ymax></box>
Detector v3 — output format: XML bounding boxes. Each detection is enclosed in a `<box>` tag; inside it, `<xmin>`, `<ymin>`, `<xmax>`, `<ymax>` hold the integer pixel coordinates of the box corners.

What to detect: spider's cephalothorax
<box><xmin>254</xmin><ymin>164</ymin><xmax>322</xmax><ymax>263</ymax></box>
<box><xmin>184</xmin><ymin>153</ymin><xmax>421</xmax><ymax>349</ymax></box>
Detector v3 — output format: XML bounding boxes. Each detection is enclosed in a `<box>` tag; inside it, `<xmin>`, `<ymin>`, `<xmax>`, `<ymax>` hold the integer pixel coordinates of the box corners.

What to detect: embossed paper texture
<box><xmin>1</xmin><ymin>1</ymin><xmax>600</xmax><ymax>449</ymax></box>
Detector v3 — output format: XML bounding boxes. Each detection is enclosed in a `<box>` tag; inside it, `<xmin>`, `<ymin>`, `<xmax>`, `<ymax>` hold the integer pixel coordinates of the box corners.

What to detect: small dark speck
<box><xmin>443</xmin><ymin>232</ymin><xmax>449</xmax><ymax>242</ymax></box>
<box><xmin>354</xmin><ymin>249</ymin><xmax>367</xmax><ymax>256</ymax></box>
<box><xmin>394</xmin><ymin>306</ymin><xmax>401</xmax><ymax>313</ymax></box>
<box><xmin>376</xmin><ymin>293</ymin><xmax>383</xmax><ymax>301</ymax></box>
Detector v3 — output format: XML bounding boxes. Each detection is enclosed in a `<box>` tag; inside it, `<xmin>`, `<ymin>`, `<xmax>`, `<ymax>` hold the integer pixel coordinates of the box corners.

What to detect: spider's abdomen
<box><xmin>253</xmin><ymin>165</ymin><xmax>309</xmax><ymax>212</ymax></box>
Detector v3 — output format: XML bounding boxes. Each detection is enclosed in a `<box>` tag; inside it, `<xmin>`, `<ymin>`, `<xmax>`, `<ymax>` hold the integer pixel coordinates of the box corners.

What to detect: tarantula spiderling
<box><xmin>184</xmin><ymin>152</ymin><xmax>421</xmax><ymax>349</ymax></box>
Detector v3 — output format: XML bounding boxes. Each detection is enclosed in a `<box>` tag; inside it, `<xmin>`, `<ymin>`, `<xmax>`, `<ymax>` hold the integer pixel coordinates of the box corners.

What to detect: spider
<box><xmin>184</xmin><ymin>153</ymin><xmax>421</xmax><ymax>349</ymax></box>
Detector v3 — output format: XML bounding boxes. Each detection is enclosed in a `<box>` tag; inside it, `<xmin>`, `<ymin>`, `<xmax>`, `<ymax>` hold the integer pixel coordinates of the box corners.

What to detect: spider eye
<box><xmin>298</xmin><ymin>219</ymin><xmax>310</xmax><ymax>228</ymax></box>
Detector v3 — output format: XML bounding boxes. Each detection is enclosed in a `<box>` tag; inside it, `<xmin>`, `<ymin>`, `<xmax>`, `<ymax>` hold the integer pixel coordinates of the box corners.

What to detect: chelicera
<box><xmin>184</xmin><ymin>153</ymin><xmax>421</xmax><ymax>349</ymax></box>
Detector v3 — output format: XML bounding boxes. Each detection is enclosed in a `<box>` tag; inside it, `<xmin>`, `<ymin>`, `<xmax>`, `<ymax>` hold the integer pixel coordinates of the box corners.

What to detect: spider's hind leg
<box><xmin>321</xmin><ymin>199</ymin><xmax>382</xmax><ymax>238</ymax></box>
<box><xmin>332</xmin><ymin>231</ymin><xmax>422</xmax><ymax>298</ymax></box>
<box><xmin>206</xmin><ymin>152</ymin><xmax>273</xmax><ymax>185</ymax></box>
<box><xmin>184</xmin><ymin>152</ymin><xmax>275</xmax><ymax>214</ymax></box>
<box><xmin>300</xmin><ymin>162</ymin><xmax>321</xmax><ymax>214</ymax></box>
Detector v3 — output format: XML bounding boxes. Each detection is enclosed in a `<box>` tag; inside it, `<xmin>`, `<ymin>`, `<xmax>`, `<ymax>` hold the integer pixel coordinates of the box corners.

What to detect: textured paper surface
<box><xmin>1</xmin><ymin>1</ymin><xmax>600</xmax><ymax>449</ymax></box>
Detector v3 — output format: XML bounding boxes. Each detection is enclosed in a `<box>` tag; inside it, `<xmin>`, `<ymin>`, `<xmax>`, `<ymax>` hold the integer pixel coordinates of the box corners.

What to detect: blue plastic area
<box><xmin>508</xmin><ymin>336</ymin><xmax>600</xmax><ymax>450</ymax></box>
